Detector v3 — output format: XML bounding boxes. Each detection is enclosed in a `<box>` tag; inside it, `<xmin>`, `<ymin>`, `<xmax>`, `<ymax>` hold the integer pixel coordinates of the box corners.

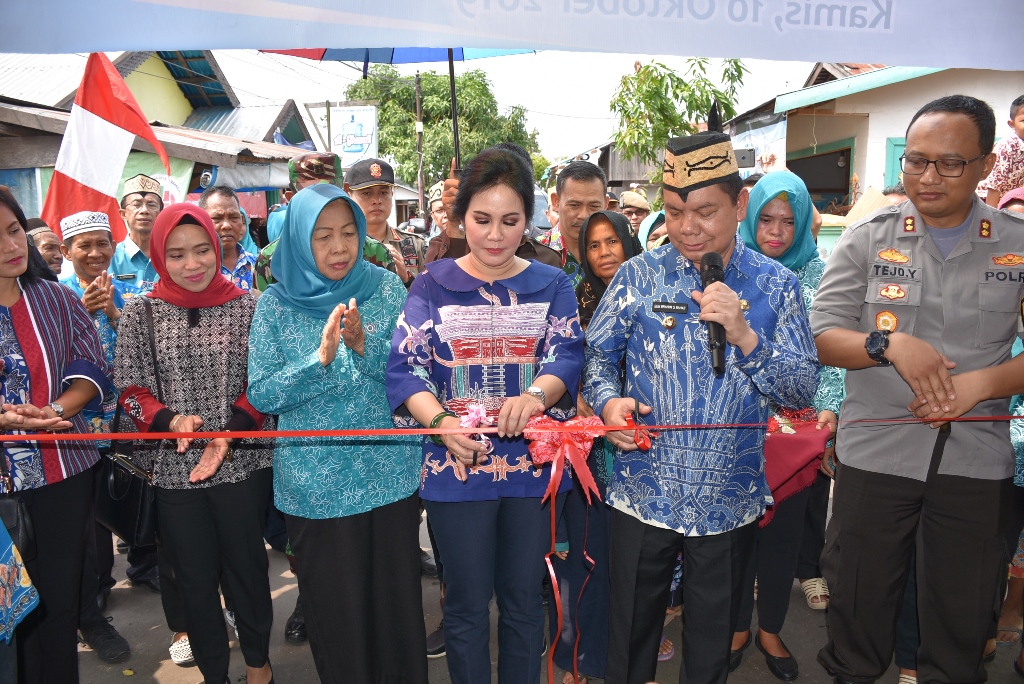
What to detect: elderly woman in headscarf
<box><xmin>550</xmin><ymin>210</ymin><xmax>642</xmax><ymax>683</ymax></box>
<box><xmin>114</xmin><ymin>204</ymin><xmax>274</xmax><ymax>684</ymax></box>
<box><xmin>727</xmin><ymin>171</ymin><xmax>844</xmax><ymax>680</ymax></box>
<box><xmin>246</xmin><ymin>184</ymin><xmax>425</xmax><ymax>684</ymax></box>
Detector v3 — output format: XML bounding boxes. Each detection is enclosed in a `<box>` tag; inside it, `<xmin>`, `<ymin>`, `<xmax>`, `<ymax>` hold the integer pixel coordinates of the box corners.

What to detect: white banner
<box><xmin>305</xmin><ymin>104</ymin><xmax>379</xmax><ymax>169</ymax></box>
<box><xmin>3</xmin><ymin>0</ymin><xmax>1020</xmax><ymax>71</ymax></box>
<box><xmin>729</xmin><ymin>112</ymin><xmax>787</xmax><ymax>178</ymax></box>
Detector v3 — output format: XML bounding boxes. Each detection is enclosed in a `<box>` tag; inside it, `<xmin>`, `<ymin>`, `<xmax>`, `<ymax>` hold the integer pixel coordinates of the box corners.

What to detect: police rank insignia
<box><xmin>980</xmin><ymin>219</ymin><xmax>992</xmax><ymax>238</ymax></box>
<box><xmin>878</xmin><ymin>248</ymin><xmax>910</xmax><ymax>264</ymax></box>
<box><xmin>993</xmin><ymin>254</ymin><xmax>1024</xmax><ymax>266</ymax></box>
<box><xmin>903</xmin><ymin>216</ymin><xmax>916</xmax><ymax>233</ymax></box>
<box><xmin>875</xmin><ymin>310</ymin><xmax>898</xmax><ymax>332</ymax></box>
<box><xmin>879</xmin><ymin>284</ymin><xmax>907</xmax><ymax>301</ymax></box>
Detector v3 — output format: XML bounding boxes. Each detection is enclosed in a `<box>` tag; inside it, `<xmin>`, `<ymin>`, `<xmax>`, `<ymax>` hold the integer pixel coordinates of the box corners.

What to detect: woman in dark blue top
<box><xmin>387</xmin><ymin>149</ymin><xmax>584</xmax><ymax>683</ymax></box>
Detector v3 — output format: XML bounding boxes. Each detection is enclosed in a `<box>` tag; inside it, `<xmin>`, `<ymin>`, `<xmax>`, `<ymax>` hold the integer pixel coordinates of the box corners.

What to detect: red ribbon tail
<box><xmin>565</xmin><ymin>442</ymin><xmax>600</xmax><ymax>506</ymax></box>
<box><xmin>542</xmin><ymin>446</ymin><xmax>565</xmax><ymax>505</ymax></box>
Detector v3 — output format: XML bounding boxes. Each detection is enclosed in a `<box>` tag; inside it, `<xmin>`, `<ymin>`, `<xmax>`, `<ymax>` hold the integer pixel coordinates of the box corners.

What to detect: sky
<box><xmin>215</xmin><ymin>49</ymin><xmax>814</xmax><ymax>164</ymax></box>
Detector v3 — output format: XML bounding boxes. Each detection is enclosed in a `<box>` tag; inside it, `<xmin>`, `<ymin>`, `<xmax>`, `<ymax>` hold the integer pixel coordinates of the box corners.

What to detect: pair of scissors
<box><xmin>621</xmin><ymin>399</ymin><xmax>655</xmax><ymax>451</ymax></box>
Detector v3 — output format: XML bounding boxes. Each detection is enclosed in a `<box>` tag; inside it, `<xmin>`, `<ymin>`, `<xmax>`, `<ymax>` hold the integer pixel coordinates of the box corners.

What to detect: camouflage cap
<box><xmin>288</xmin><ymin>152</ymin><xmax>344</xmax><ymax>189</ymax></box>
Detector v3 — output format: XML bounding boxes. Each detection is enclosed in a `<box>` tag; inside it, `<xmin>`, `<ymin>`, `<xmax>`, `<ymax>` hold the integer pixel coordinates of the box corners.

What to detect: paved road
<box><xmin>79</xmin><ymin>519</ymin><xmax>1023</xmax><ymax>684</ymax></box>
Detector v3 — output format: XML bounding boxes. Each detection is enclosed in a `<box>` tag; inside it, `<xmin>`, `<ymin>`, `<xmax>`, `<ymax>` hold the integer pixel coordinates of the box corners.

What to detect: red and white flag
<box><xmin>40</xmin><ymin>53</ymin><xmax>170</xmax><ymax>241</ymax></box>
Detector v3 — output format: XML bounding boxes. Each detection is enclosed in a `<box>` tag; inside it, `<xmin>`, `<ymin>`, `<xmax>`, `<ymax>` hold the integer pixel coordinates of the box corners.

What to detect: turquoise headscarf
<box><xmin>238</xmin><ymin>207</ymin><xmax>259</xmax><ymax>254</ymax></box>
<box><xmin>264</xmin><ymin>184</ymin><xmax>384</xmax><ymax>319</ymax></box>
<box><xmin>739</xmin><ymin>171</ymin><xmax>817</xmax><ymax>271</ymax></box>
<box><xmin>638</xmin><ymin>210</ymin><xmax>665</xmax><ymax>249</ymax></box>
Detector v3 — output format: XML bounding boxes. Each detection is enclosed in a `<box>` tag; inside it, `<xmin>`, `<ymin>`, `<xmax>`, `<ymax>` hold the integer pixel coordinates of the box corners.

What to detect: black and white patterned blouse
<box><xmin>113</xmin><ymin>294</ymin><xmax>272</xmax><ymax>490</ymax></box>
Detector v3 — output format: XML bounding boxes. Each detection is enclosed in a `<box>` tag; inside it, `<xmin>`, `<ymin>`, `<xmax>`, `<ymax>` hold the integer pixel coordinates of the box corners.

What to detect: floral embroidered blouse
<box><xmin>792</xmin><ymin>256</ymin><xmax>845</xmax><ymax>417</ymax></box>
<box><xmin>386</xmin><ymin>259</ymin><xmax>585</xmax><ymax>503</ymax></box>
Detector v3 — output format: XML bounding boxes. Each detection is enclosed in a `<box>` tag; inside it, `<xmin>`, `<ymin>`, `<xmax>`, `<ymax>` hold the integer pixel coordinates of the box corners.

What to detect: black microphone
<box><xmin>700</xmin><ymin>252</ymin><xmax>727</xmax><ymax>376</ymax></box>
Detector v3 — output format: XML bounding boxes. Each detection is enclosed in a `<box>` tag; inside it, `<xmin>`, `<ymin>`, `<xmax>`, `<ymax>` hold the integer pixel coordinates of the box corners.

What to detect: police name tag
<box><xmin>652</xmin><ymin>302</ymin><xmax>688</xmax><ymax>314</ymax></box>
<box><xmin>114</xmin><ymin>274</ymin><xmax>136</xmax><ymax>281</ymax></box>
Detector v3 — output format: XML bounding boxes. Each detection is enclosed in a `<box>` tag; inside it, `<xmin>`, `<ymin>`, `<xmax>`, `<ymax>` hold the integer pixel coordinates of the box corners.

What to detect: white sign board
<box><xmin>306</xmin><ymin>103</ymin><xmax>379</xmax><ymax>169</ymax></box>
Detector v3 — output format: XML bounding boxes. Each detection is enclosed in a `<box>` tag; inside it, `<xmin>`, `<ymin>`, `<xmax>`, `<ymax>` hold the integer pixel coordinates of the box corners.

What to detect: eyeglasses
<box><xmin>126</xmin><ymin>200</ymin><xmax>161</xmax><ymax>212</ymax></box>
<box><xmin>622</xmin><ymin>208</ymin><xmax>649</xmax><ymax>219</ymax></box>
<box><xmin>900</xmin><ymin>154</ymin><xmax>987</xmax><ymax>178</ymax></box>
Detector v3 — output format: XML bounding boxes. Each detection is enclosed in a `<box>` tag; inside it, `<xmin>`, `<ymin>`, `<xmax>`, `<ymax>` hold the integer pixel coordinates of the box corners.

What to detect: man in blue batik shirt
<box><xmin>583</xmin><ymin>132</ymin><xmax>820</xmax><ymax>684</ymax></box>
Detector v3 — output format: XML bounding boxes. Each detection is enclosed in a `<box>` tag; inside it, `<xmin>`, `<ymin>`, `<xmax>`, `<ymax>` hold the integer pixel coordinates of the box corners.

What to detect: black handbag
<box><xmin>94</xmin><ymin>299</ymin><xmax>162</xmax><ymax>547</ymax></box>
<box><xmin>0</xmin><ymin>453</ymin><xmax>35</xmax><ymax>563</ymax></box>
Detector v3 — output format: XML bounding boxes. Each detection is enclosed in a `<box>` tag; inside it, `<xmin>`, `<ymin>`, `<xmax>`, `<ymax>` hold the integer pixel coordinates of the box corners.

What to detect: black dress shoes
<box><xmin>284</xmin><ymin>595</ymin><xmax>308</xmax><ymax>644</ymax></box>
<box><xmin>729</xmin><ymin>632</ymin><xmax>752</xmax><ymax>672</ymax></box>
<box><xmin>756</xmin><ymin>632</ymin><xmax>799</xmax><ymax>681</ymax></box>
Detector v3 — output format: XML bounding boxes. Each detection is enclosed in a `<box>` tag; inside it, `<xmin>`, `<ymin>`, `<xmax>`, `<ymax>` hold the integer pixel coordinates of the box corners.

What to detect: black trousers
<box><xmin>796</xmin><ymin>471</ymin><xmax>831</xmax><ymax>579</ymax></box>
<box><xmin>285</xmin><ymin>494</ymin><xmax>427</xmax><ymax>684</ymax></box>
<box><xmin>606</xmin><ymin>508</ymin><xmax>757</xmax><ymax>684</ymax></box>
<box><xmin>818</xmin><ymin>426</ymin><xmax>1013</xmax><ymax>684</ymax></box>
<box><xmin>14</xmin><ymin>467</ymin><xmax>94</xmax><ymax>684</ymax></box>
<box><xmin>157</xmin><ymin>468</ymin><xmax>273</xmax><ymax>684</ymax></box>
<box><xmin>737</xmin><ymin>485</ymin><xmax>812</xmax><ymax>635</ymax></box>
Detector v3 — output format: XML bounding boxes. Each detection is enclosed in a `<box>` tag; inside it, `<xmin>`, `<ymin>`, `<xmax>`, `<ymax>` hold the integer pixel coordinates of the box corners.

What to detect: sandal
<box><xmin>897</xmin><ymin>675</ymin><xmax>917</xmax><ymax>684</ymax></box>
<box><xmin>659</xmin><ymin>634</ymin><xmax>675</xmax><ymax>662</ymax></box>
<box><xmin>999</xmin><ymin>627</ymin><xmax>1024</xmax><ymax>645</ymax></box>
<box><xmin>800</xmin><ymin>578</ymin><xmax>829</xmax><ymax>610</ymax></box>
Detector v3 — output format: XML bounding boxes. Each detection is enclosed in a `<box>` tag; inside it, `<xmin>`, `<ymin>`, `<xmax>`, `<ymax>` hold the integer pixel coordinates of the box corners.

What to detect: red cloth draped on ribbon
<box><xmin>762</xmin><ymin>419</ymin><xmax>831</xmax><ymax>526</ymax></box>
<box><xmin>524</xmin><ymin>414</ymin><xmax>605</xmax><ymax>684</ymax></box>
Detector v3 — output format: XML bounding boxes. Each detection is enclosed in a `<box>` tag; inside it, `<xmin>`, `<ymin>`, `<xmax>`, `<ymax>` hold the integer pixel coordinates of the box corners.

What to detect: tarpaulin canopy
<box><xmin>3</xmin><ymin>0</ymin><xmax>1020</xmax><ymax>71</ymax></box>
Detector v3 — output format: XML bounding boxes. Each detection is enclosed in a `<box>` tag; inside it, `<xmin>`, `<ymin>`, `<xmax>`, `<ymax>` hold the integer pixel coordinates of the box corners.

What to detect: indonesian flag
<box><xmin>40</xmin><ymin>53</ymin><xmax>170</xmax><ymax>241</ymax></box>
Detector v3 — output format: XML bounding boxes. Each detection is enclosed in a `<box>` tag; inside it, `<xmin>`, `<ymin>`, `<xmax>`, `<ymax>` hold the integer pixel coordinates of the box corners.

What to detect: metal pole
<box><xmin>415</xmin><ymin>73</ymin><xmax>425</xmax><ymax>216</ymax></box>
<box><xmin>325</xmin><ymin>99</ymin><xmax>332</xmax><ymax>153</ymax></box>
<box><xmin>447</xmin><ymin>48</ymin><xmax>461</xmax><ymax>168</ymax></box>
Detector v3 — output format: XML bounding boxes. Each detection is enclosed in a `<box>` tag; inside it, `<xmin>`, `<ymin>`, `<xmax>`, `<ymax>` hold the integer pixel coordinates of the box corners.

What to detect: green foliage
<box><xmin>610</xmin><ymin>58</ymin><xmax>747</xmax><ymax>184</ymax></box>
<box><xmin>530</xmin><ymin>152</ymin><xmax>550</xmax><ymax>184</ymax></box>
<box><xmin>345</xmin><ymin>65</ymin><xmax>540</xmax><ymax>186</ymax></box>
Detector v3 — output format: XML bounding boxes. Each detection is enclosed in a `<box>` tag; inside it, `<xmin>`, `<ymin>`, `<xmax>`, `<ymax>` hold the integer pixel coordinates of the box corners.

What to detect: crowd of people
<box><xmin>0</xmin><ymin>91</ymin><xmax>1023</xmax><ymax>684</ymax></box>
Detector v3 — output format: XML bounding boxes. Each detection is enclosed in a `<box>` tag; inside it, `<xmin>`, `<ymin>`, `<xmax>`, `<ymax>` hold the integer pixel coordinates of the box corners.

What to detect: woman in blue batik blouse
<box><xmin>387</xmin><ymin>148</ymin><xmax>584</xmax><ymax>684</ymax></box>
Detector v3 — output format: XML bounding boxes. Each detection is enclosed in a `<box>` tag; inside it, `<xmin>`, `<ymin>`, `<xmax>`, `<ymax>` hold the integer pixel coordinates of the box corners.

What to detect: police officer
<box><xmin>344</xmin><ymin>158</ymin><xmax>428</xmax><ymax>285</ymax></box>
<box><xmin>811</xmin><ymin>94</ymin><xmax>1024</xmax><ymax>684</ymax></box>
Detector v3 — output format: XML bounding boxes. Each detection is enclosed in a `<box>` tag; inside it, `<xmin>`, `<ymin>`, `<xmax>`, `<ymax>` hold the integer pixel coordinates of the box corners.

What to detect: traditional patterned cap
<box><xmin>663</xmin><ymin>132</ymin><xmax>740</xmax><ymax>197</ymax></box>
<box><xmin>60</xmin><ymin>211</ymin><xmax>110</xmax><ymax>240</ymax></box>
<box><xmin>121</xmin><ymin>174</ymin><xmax>162</xmax><ymax>200</ymax></box>
<box><xmin>619</xmin><ymin>190</ymin><xmax>651</xmax><ymax>212</ymax></box>
<box><xmin>346</xmin><ymin>158</ymin><xmax>395</xmax><ymax>189</ymax></box>
<box><xmin>288</xmin><ymin>152</ymin><xmax>343</xmax><ymax>188</ymax></box>
<box><xmin>428</xmin><ymin>180</ymin><xmax>445</xmax><ymax>206</ymax></box>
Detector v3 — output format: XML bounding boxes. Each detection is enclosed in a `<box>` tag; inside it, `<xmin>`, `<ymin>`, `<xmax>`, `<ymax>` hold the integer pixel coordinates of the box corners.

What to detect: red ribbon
<box><xmin>523</xmin><ymin>414</ymin><xmax>604</xmax><ymax>684</ymax></box>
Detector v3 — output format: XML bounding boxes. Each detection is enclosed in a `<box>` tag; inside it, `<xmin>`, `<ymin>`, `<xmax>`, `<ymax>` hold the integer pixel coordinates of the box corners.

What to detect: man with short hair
<box><xmin>110</xmin><ymin>174</ymin><xmax>163</xmax><ymax>291</ymax></box>
<box><xmin>198</xmin><ymin>186</ymin><xmax>257</xmax><ymax>291</ymax></box>
<box><xmin>585</xmin><ymin>132</ymin><xmax>819</xmax><ymax>684</ymax></box>
<box><xmin>812</xmin><ymin>94</ymin><xmax>1024</xmax><ymax>684</ymax></box>
<box><xmin>542</xmin><ymin>161</ymin><xmax>609</xmax><ymax>288</ymax></box>
<box><xmin>345</xmin><ymin>158</ymin><xmax>428</xmax><ymax>285</ymax></box>
<box><xmin>27</xmin><ymin>222</ymin><xmax>65</xmax><ymax>274</ymax></box>
<box><xmin>619</xmin><ymin>190</ymin><xmax>651</xmax><ymax>234</ymax></box>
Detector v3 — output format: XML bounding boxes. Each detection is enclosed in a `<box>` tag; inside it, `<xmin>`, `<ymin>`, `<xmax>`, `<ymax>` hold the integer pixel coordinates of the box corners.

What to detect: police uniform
<box><xmin>810</xmin><ymin>198</ymin><xmax>1024</xmax><ymax>684</ymax></box>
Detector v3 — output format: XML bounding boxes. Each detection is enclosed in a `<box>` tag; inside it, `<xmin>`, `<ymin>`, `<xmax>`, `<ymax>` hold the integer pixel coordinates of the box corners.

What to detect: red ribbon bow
<box><xmin>524</xmin><ymin>415</ymin><xmax>605</xmax><ymax>505</ymax></box>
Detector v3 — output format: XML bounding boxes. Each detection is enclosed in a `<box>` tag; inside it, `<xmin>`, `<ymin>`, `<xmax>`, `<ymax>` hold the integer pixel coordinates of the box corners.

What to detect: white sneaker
<box><xmin>168</xmin><ymin>635</ymin><xmax>195</xmax><ymax>667</ymax></box>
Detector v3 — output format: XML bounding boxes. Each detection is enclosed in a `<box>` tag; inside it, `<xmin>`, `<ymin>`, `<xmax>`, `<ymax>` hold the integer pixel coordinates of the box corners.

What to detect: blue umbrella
<box><xmin>264</xmin><ymin>47</ymin><xmax>533</xmax><ymax>166</ymax></box>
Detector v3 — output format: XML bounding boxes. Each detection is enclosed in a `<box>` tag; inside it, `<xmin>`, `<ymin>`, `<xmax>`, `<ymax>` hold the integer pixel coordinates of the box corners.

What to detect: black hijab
<box><xmin>576</xmin><ymin>210</ymin><xmax>642</xmax><ymax>327</ymax></box>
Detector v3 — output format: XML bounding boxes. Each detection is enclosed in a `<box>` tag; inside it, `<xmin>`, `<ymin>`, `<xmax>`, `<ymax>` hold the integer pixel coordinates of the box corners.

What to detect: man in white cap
<box><xmin>110</xmin><ymin>174</ymin><xmax>163</xmax><ymax>291</ymax></box>
<box><xmin>619</xmin><ymin>190</ymin><xmax>652</xmax><ymax>235</ymax></box>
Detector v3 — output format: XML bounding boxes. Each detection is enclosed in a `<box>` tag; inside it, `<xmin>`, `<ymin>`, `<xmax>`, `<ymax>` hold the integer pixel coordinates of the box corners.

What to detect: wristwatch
<box><xmin>864</xmin><ymin>330</ymin><xmax>891</xmax><ymax>366</ymax></box>
<box><xmin>47</xmin><ymin>402</ymin><xmax>65</xmax><ymax>418</ymax></box>
<box><xmin>523</xmin><ymin>386</ymin><xmax>547</xmax><ymax>406</ymax></box>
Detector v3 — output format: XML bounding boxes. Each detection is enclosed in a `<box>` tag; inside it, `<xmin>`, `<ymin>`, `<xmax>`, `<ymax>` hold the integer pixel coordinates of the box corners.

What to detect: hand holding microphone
<box><xmin>692</xmin><ymin>252</ymin><xmax>760</xmax><ymax>373</ymax></box>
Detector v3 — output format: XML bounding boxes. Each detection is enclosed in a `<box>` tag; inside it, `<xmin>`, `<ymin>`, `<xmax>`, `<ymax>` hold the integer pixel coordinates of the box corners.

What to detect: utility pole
<box><xmin>415</xmin><ymin>73</ymin><xmax>425</xmax><ymax>216</ymax></box>
<box><xmin>448</xmin><ymin>48</ymin><xmax>461</xmax><ymax>169</ymax></box>
<box><xmin>325</xmin><ymin>99</ymin><xmax>332</xmax><ymax>153</ymax></box>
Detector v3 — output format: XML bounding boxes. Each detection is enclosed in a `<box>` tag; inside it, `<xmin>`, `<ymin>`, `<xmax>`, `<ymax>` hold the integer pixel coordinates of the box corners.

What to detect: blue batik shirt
<box><xmin>221</xmin><ymin>245</ymin><xmax>258</xmax><ymax>292</ymax></box>
<box><xmin>582</xmin><ymin>237</ymin><xmax>820</xmax><ymax>536</ymax></box>
<box><xmin>59</xmin><ymin>274</ymin><xmax>140</xmax><ymax>441</ymax></box>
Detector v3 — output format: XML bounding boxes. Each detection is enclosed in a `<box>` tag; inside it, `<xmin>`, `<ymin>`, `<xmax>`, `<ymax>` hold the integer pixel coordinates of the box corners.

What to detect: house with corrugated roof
<box><xmin>0</xmin><ymin>50</ymin><xmax>313</xmax><ymax>219</ymax></box>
